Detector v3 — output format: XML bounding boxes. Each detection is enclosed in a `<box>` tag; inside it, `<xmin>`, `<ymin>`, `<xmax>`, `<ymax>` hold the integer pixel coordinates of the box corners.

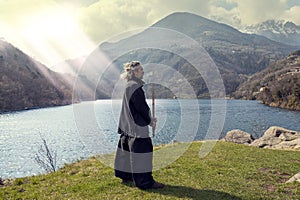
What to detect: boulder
<box><xmin>250</xmin><ymin>126</ymin><xmax>300</xmax><ymax>150</ymax></box>
<box><xmin>224</xmin><ymin>129</ymin><xmax>254</xmax><ymax>144</ymax></box>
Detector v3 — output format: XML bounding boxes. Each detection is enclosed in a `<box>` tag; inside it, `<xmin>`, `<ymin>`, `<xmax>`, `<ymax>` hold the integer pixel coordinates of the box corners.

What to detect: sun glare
<box><xmin>18</xmin><ymin>6</ymin><xmax>96</xmax><ymax>68</ymax></box>
<box><xmin>24</xmin><ymin>9</ymin><xmax>77</xmax><ymax>39</ymax></box>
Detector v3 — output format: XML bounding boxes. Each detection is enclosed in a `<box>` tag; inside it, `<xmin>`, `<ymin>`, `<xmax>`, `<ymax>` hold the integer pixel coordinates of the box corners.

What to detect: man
<box><xmin>114</xmin><ymin>61</ymin><xmax>164</xmax><ymax>189</ymax></box>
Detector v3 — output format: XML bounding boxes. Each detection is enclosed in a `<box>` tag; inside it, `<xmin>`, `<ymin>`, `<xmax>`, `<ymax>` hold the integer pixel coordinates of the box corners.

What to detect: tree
<box><xmin>35</xmin><ymin>137</ymin><xmax>57</xmax><ymax>173</ymax></box>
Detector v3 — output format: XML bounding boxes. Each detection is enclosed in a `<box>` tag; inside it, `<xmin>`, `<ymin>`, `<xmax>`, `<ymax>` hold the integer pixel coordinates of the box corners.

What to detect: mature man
<box><xmin>114</xmin><ymin>61</ymin><xmax>164</xmax><ymax>189</ymax></box>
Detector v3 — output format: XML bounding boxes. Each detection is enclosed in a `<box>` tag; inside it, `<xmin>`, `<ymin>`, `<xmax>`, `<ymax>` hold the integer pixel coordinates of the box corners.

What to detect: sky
<box><xmin>0</xmin><ymin>0</ymin><xmax>300</xmax><ymax>69</ymax></box>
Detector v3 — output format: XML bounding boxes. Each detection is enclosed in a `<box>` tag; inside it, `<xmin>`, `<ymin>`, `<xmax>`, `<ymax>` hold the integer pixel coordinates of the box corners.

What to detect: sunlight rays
<box><xmin>20</xmin><ymin>6</ymin><xmax>96</xmax><ymax>69</ymax></box>
<box><xmin>1</xmin><ymin>2</ymin><xmax>109</xmax><ymax>104</ymax></box>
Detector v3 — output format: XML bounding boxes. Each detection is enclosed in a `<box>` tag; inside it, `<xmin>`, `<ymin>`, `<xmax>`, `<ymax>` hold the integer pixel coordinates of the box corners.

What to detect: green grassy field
<box><xmin>1</xmin><ymin>141</ymin><xmax>300</xmax><ymax>200</ymax></box>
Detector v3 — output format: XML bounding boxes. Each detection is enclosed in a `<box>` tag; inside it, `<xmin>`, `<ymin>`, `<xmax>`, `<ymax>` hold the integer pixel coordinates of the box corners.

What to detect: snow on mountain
<box><xmin>242</xmin><ymin>20</ymin><xmax>300</xmax><ymax>46</ymax></box>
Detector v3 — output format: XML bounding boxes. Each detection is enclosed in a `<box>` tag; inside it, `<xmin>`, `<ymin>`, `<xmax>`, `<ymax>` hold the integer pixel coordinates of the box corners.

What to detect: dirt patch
<box><xmin>282</xmin><ymin>186</ymin><xmax>297</xmax><ymax>196</ymax></box>
<box><xmin>258</xmin><ymin>167</ymin><xmax>271</xmax><ymax>172</ymax></box>
<box><xmin>257</xmin><ymin>168</ymin><xmax>291</xmax><ymax>183</ymax></box>
<box><xmin>263</xmin><ymin>184</ymin><xmax>276</xmax><ymax>192</ymax></box>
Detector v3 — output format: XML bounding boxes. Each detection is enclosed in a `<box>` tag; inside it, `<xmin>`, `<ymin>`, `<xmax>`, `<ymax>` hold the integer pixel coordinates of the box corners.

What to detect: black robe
<box><xmin>114</xmin><ymin>76</ymin><xmax>155</xmax><ymax>189</ymax></box>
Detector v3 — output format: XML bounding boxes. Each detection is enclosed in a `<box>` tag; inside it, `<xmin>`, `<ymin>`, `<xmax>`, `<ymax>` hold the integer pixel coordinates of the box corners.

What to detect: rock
<box><xmin>273</xmin><ymin>138</ymin><xmax>300</xmax><ymax>150</ymax></box>
<box><xmin>286</xmin><ymin>172</ymin><xmax>300</xmax><ymax>183</ymax></box>
<box><xmin>224</xmin><ymin>129</ymin><xmax>254</xmax><ymax>144</ymax></box>
<box><xmin>250</xmin><ymin>126</ymin><xmax>300</xmax><ymax>150</ymax></box>
<box><xmin>223</xmin><ymin>126</ymin><xmax>300</xmax><ymax>150</ymax></box>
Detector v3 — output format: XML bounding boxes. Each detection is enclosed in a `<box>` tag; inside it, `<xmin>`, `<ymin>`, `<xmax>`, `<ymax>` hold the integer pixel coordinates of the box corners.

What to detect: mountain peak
<box><xmin>151</xmin><ymin>12</ymin><xmax>213</xmax><ymax>30</ymax></box>
<box><xmin>245</xmin><ymin>19</ymin><xmax>299</xmax><ymax>33</ymax></box>
<box><xmin>153</xmin><ymin>12</ymin><xmax>237</xmax><ymax>30</ymax></box>
<box><xmin>151</xmin><ymin>11</ymin><xmax>244</xmax><ymax>43</ymax></box>
<box><xmin>154</xmin><ymin>12</ymin><xmax>210</xmax><ymax>22</ymax></box>
<box><xmin>242</xmin><ymin>19</ymin><xmax>300</xmax><ymax>45</ymax></box>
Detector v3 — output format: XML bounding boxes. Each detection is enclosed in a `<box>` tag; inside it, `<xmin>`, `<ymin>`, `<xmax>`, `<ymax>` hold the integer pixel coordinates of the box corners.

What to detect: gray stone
<box><xmin>224</xmin><ymin>129</ymin><xmax>254</xmax><ymax>144</ymax></box>
<box><xmin>250</xmin><ymin>126</ymin><xmax>300</xmax><ymax>150</ymax></box>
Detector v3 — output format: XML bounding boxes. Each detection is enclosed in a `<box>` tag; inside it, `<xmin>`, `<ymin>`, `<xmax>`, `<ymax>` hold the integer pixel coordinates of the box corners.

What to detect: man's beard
<box><xmin>139</xmin><ymin>73</ymin><xmax>144</xmax><ymax>80</ymax></box>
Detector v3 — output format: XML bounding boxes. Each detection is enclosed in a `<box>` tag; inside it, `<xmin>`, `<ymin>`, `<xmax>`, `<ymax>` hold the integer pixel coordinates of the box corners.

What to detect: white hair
<box><xmin>120</xmin><ymin>61</ymin><xmax>141</xmax><ymax>80</ymax></box>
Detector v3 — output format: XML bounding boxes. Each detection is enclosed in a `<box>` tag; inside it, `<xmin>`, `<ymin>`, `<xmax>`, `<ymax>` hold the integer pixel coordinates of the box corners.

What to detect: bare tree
<box><xmin>35</xmin><ymin>137</ymin><xmax>57</xmax><ymax>173</ymax></box>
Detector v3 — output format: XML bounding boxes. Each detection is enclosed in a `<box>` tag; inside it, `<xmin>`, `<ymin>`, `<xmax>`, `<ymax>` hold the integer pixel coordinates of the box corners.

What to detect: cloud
<box><xmin>1</xmin><ymin>0</ymin><xmax>299</xmax><ymax>45</ymax></box>
<box><xmin>283</xmin><ymin>6</ymin><xmax>300</xmax><ymax>24</ymax></box>
<box><xmin>208</xmin><ymin>0</ymin><xmax>300</xmax><ymax>28</ymax></box>
<box><xmin>208</xmin><ymin>3</ymin><xmax>241</xmax><ymax>28</ymax></box>
<box><xmin>0</xmin><ymin>0</ymin><xmax>55</xmax><ymax>23</ymax></box>
<box><xmin>0</xmin><ymin>0</ymin><xmax>95</xmax><ymax>66</ymax></box>
<box><xmin>1</xmin><ymin>0</ymin><xmax>300</xmax><ymax>66</ymax></box>
<box><xmin>77</xmin><ymin>0</ymin><xmax>300</xmax><ymax>44</ymax></box>
<box><xmin>53</xmin><ymin>0</ymin><xmax>98</xmax><ymax>7</ymax></box>
<box><xmin>235</xmin><ymin>0</ymin><xmax>287</xmax><ymax>24</ymax></box>
<box><xmin>219</xmin><ymin>0</ymin><xmax>299</xmax><ymax>26</ymax></box>
<box><xmin>77</xmin><ymin>0</ymin><xmax>211</xmax><ymax>43</ymax></box>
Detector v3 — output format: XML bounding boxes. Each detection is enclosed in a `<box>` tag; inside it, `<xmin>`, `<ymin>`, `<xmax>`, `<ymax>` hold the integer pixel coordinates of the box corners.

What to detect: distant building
<box><xmin>259</xmin><ymin>86</ymin><xmax>269</xmax><ymax>93</ymax></box>
<box><xmin>259</xmin><ymin>87</ymin><xmax>266</xmax><ymax>92</ymax></box>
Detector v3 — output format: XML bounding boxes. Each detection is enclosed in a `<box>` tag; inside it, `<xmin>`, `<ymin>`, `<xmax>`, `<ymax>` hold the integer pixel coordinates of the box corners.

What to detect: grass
<box><xmin>1</xmin><ymin>141</ymin><xmax>300</xmax><ymax>200</ymax></box>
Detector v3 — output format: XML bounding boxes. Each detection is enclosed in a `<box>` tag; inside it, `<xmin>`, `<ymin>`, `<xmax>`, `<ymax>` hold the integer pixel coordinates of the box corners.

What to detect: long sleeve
<box><xmin>129</xmin><ymin>87</ymin><xmax>151</xmax><ymax>126</ymax></box>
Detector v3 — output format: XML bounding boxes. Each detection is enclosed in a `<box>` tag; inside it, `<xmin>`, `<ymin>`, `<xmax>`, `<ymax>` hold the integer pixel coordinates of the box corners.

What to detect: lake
<box><xmin>1</xmin><ymin>99</ymin><xmax>300</xmax><ymax>179</ymax></box>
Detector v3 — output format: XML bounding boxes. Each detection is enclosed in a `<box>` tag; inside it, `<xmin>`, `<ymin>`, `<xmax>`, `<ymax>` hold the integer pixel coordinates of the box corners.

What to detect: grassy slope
<box><xmin>1</xmin><ymin>141</ymin><xmax>300</xmax><ymax>200</ymax></box>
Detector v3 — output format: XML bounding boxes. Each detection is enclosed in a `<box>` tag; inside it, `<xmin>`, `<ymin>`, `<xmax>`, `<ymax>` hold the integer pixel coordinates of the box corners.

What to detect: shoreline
<box><xmin>2</xmin><ymin>98</ymin><xmax>300</xmax><ymax>114</ymax></box>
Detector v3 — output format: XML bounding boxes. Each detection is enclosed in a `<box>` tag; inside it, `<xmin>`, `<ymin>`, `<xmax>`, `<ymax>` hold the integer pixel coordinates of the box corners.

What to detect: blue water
<box><xmin>0</xmin><ymin>99</ymin><xmax>299</xmax><ymax>178</ymax></box>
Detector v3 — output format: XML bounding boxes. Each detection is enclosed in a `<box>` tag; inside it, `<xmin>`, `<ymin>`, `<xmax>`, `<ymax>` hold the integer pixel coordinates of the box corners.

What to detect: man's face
<box><xmin>133</xmin><ymin>65</ymin><xmax>144</xmax><ymax>79</ymax></box>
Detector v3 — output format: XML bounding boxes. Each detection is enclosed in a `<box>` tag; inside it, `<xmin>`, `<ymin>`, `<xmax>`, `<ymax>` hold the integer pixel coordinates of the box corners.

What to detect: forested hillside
<box><xmin>79</xmin><ymin>12</ymin><xmax>299</xmax><ymax>99</ymax></box>
<box><xmin>234</xmin><ymin>50</ymin><xmax>300</xmax><ymax>110</ymax></box>
<box><xmin>0</xmin><ymin>39</ymin><xmax>73</xmax><ymax>112</ymax></box>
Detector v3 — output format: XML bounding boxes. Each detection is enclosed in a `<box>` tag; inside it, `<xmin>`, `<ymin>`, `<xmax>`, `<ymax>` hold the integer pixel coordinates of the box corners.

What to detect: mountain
<box><xmin>51</xmin><ymin>56</ymin><xmax>87</xmax><ymax>75</ymax></box>
<box><xmin>150</xmin><ymin>13</ymin><xmax>297</xmax><ymax>74</ymax></box>
<box><xmin>3</xmin><ymin>12</ymin><xmax>299</xmax><ymax>111</ymax></box>
<box><xmin>234</xmin><ymin>50</ymin><xmax>300</xmax><ymax>111</ymax></box>
<box><xmin>243</xmin><ymin>20</ymin><xmax>300</xmax><ymax>46</ymax></box>
<box><xmin>77</xmin><ymin>12</ymin><xmax>299</xmax><ymax>99</ymax></box>
<box><xmin>0</xmin><ymin>39</ymin><xmax>74</xmax><ymax>112</ymax></box>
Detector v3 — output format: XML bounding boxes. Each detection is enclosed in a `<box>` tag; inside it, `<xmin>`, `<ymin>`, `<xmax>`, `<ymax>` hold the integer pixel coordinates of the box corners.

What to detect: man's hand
<box><xmin>152</xmin><ymin>117</ymin><xmax>157</xmax><ymax>130</ymax></box>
